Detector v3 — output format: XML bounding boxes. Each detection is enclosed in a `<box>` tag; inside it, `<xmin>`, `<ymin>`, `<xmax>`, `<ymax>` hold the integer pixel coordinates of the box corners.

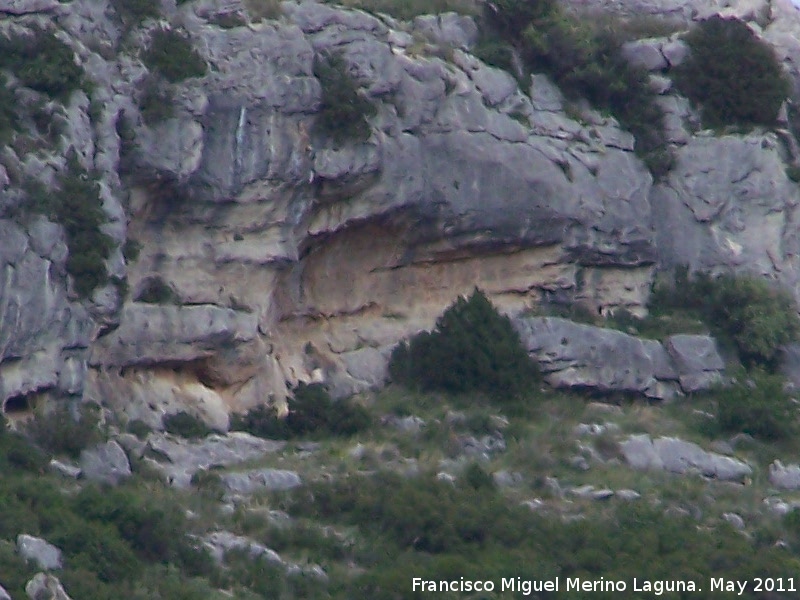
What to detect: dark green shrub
<box><xmin>126</xmin><ymin>419</ymin><xmax>152</xmax><ymax>440</ymax></box>
<box><xmin>25</xmin><ymin>402</ymin><xmax>102</xmax><ymax>458</ymax></box>
<box><xmin>163</xmin><ymin>411</ymin><xmax>213</xmax><ymax>439</ymax></box>
<box><xmin>674</xmin><ymin>16</ymin><xmax>789</xmax><ymax>129</ymax></box>
<box><xmin>713</xmin><ymin>369</ymin><xmax>797</xmax><ymax>441</ymax></box>
<box><xmin>0</xmin><ymin>28</ymin><xmax>84</xmax><ymax>99</ymax></box>
<box><xmin>110</xmin><ymin>0</ymin><xmax>160</xmax><ymax>26</ymax></box>
<box><xmin>651</xmin><ymin>269</ymin><xmax>800</xmax><ymax>369</ymax></box>
<box><xmin>231</xmin><ymin>383</ymin><xmax>371</xmax><ymax>439</ymax></box>
<box><xmin>57</xmin><ymin>155</ymin><xmax>115</xmax><ymax>297</ymax></box>
<box><xmin>135</xmin><ymin>276</ymin><xmax>179</xmax><ymax>304</ymax></box>
<box><xmin>21</xmin><ymin>153</ymin><xmax>115</xmax><ymax>297</ymax></box>
<box><xmin>138</xmin><ymin>76</ymin><xmax>175</xmax><ymax>125</ymax></box>
<box><xmin>388</xmin><ymin>289</ymin><xmax>537</xmax><ymax>400</ymax></box>
<box><xmin>462</xmin><ymin>462</ymin><xmax>495</xmax><ymax>491</ymax></box>
<box><xmin>0</xmin><ymin>74</ymin><xmax>19</xmax><ymax>144</ymax></box>
<box><xmin>313</xmin><ymin>51</ymin><xmax>376</xmax><ymax>145</ymax></box>
<box><xmin>141</xmin><ymin>28</ymin><xmax>207</xmax><ymax>83</ymax></box>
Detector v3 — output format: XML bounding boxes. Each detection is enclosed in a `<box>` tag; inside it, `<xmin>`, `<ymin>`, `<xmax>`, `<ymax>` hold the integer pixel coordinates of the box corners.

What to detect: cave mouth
<box><xmin>3</xmin><ymin>393</ymin><xmax>33</xmax><ymax>417</ymax></box>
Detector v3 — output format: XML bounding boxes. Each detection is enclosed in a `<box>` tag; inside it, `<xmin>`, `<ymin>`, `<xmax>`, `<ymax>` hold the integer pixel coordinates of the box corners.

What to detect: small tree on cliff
<box><xmin>389</xmin><ymin>289</ymin><xmax>537</xmax><ymax>400</ymax></box>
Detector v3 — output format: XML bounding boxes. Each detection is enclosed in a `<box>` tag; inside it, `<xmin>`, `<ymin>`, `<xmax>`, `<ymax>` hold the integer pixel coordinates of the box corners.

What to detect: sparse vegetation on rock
<box><xmin>651</xmin><ymin>269</ymin><xmax>800</xmax><ymax>370</ymax></box>
<box><xmin>0</xmin><ymin>27</ymin><xmax>84</xmax><ymax>100</ymax></box>
<box><xmin>313</xmin><ymin>51</ymin><xmax>376</xmax><ymax>145</ymax></box>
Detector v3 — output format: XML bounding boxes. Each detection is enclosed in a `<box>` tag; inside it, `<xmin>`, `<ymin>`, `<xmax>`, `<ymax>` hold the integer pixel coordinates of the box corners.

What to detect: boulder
<box><xmin>220</xmin><ymin>468</ymin><xmax>302</xmax><ymax>497</ymax></box>
<box><xmin>144</xmin><ymin>432</ymin><xmax>286</xmax><ymax>488</ymax></box>
<box><xmin>0</xmin><ymin>584</ymin><xmax>10</xmax><ymax>600</ymax></box>
<box><xmin>620</xmin><ymin>434</ymin><xmax>752</xmax><ymax>482</ymax></box>
<box><xmin>621</xmin><ymin>39</ymin><xmax>668</xmax><ymax>71</ymax></box>
<box><xmin>769</xmin><ymin>460</ymin><xmax>800</xmax><ymax>489</ymax></box>
<box><xmin>79</xmin><ymin>440</ymin><xmax>131</xmax><ymax>485</ymax></box>
<box><xmin>664</xmin><ymin>334</ymin><xmax>724</xmax><ymax>392</ymax></box>
<box><xmin>203</xmin><ymin>531</ymin><xmax>283</xmax><ymax>565</ymax></box>
<box><xmin>17</xmin><ymin>535</ymin><xmax>62</xmax><ymax>571</ymax></box>
<box><xmin>413</xmin><ymin>13</ymin><xmax>479</xmax><ymax>50</ymax></box>
<box><xmin>25</xmin><ymin>573</ymin><xmax>72</xmax><ymax>600</ymax></box>
<box><xmin>515</xmin><ymin>317</ymin><xmax>678</xmax><ymax>399</ymax></box>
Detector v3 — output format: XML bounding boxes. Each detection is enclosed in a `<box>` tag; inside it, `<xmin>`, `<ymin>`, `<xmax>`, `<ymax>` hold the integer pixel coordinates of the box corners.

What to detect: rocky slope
<box><xmin>2</xmin><ymin>0</ymin><xmax>800</xmax><ymax>426</ymax></box>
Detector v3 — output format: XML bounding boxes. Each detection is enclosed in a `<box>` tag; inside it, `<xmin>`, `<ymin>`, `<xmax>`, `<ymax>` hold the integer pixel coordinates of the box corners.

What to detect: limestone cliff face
<box><xmin>1</xmin><ymin>0</ymin><xmax>799</xmax><ymax>424</ymax></box>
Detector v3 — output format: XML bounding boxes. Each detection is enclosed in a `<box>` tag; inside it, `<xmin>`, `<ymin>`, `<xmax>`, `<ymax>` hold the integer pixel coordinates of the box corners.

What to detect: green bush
<box><xmin>712</xmin><ymin>369</ymin><xmax>797</xmax><ymax>441</ymax></box>
<box><xmin>652</xmin><ymin>269</ymin><xmax>800</xmax><ymax>369</ymax></box>
<box><xmin>138</xmin><ymin>76</ymin><xmax>175</xmax><ymax>125</ymax></box>
<box><xmin>313</xmin><ymin>51</ymin><xmax>376</xmax><ymax>146</ymax></box>
<box><xmin>0</xmin><ymin>28</ymin><xmax>84</xmax><ymax>99</ymax></box>
<box><xmin>674</xmin><ymin>16</ymin><xmax>789</xmax><ymax>129</ymax></box>
<box><xmin>141</xmin><ymin>28</ymin><xmax>207</xmax><ymax>83</ymax></box>
<box><xmin>231</xmin><ymin>383</ymin><xmax>371</xmax><ymax>439</ymax></box>
<box><xmin>135</xmin><ymin>276</ymin><xmax>180</xmax><ymax>304</ymax></box>
<box><xmin>25</xmin><ymin>402</ymin><xmax>102</xmax><ymax>458</ymax></box>
<box><xmin>389</xmin><ymin>289</ymin><xmax>537</xmax><ymax>400</ymax></box>
<box><xmin>163</xmin><ymin>411</ymin><xmax>214</xmax><ymax>439</ymax></box>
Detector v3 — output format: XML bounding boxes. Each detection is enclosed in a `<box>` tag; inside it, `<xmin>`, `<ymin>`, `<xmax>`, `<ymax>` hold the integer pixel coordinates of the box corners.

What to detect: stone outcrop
<box><xmin>24</xmin><ymin>573</ymin><xmax>72</xmax><ymax>600</ymax></box>
<box><xmin>514</xmin><ymin>317</ymin><xmax>724</xmax><ymax>398</ymax></box>
<box><xmin>621</xmin><ymin>434</ymin><xmax>752</xmax><ymax>481</ymax></box>
<box><xmin>79</xmin><ymin>440</ymin><xmax>132</xmax><ymax>485</ymax></box>
<box><xmin>139</xmin><ymin>432</ymin><xmax>285</xmax><ymax>487</ymax></box>
<box><xmin>2</xmin><ymin>0</ymin><xmax>800</xmax><ymax>420</ymax></box>
<box><xmin>16</xmin><ymin>535</ymin><xmax>63</xmax><ymax>571</ymax></box>
<box><xmin>769</xmin><ymin>460</ymin><xmax>800</xmax><ymax>489</ymax></box>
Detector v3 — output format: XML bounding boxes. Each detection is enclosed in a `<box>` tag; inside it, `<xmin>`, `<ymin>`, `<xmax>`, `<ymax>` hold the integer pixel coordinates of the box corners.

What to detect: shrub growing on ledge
<box><xmin>674</xmin><ymin>16</ymin><xmax>789</xmax><ymax>130</ymax></box>
<box><xmin>0</xmin><ymin>27</ymin><xmax>84</xmax><ymax>100</ymax></box>
<box><xmin>389</xmin><ymin>289</ymin><xmax>537</xmax><ymax>400</ymax></box>
<box><xmin>313</xmin><ymin>51</ymin><xmax>376</xmax><ymax>146</ymax></box>
<box><xmin>141</xmin><ymin>28</ymin><xmax>207</xmax><ymax>83</ymax></box>
<box><xmin>651</xmin><ymin>269</ymin><xmax>800</xmax><ymax>370</ymax></box>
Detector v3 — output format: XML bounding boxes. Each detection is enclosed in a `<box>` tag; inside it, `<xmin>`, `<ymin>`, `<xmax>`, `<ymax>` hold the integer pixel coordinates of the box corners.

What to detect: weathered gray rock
<box><xmin>413</xmin><ymin>13</ymin><xmax>479</xmax><ymax>50</ymax></box>
<box><xmin>220</xmin><ymin>468</ymin><xmax>302</xmax><ymax>496</ymax></box>
<box><xmin>769</xmin><ymin>460</ymin><xmax>800</xmax><ymax>490</ymax></box>
<box><xmin>621</xmin><ymin>434</ymin><xmax>752</xmax><ymax>481</ymax></box>
<box><xmin>621</xmin><ymin>38</ymin><xmax>668</xmax><ymax>71</ymax></box>
<box><xmin>722</xmin><ymin>512</ymin><xmax>746</xmax><ymax>530</ymax></box>
<box><xmin>79</xmin><ymin>440</ymin><xmax>132</xmax><ymax>485</ymax></box>
<box><xmin>515</xmin><ymin>317</ymin><xmax>678</xmax><ymax>399</ymax></box>
<box><xmin>25</xmin><ymin>573</ymin><xmax>72</xmax><ymax>600</ymax></box>
<box><xmin>48</xmin><ymin>459</ymin><xmax>81</xmax><ymax>479</ymax></box>
<box><xmin>382</xmin><ymin>414</ymin><xmax>425</xmax><ymax>434</ymax></box>
<box><xmin>615</xmin><ymin>489</ymin><xmax>641</xmax><ymax>501</ymax></box>
<box><xmin>203</xmin><ymin>531</ymin><xmax>283</xmax><ymax>565</ymax></box>
<box><xmin>0</xmin><ymin>583</ymin><xmax>10</xmax><ymax>600</ymax></box>
<box><xmin>145</xmin><ymin>432</ymin><xmax>285</xmax><ymax>488</ymax></box>
<box><xmin>664</xmin><ymin>334</ymin><xmax>724</xmax><ymax>392</ymax></box>
<box><xmin>0</xmin><ymin>0</ymin><xmax>61</xmax><ymax>14</ymax></box>
<box><xmin>17</xmin><ymin>535</ymin><xmax>62</xmax><ymax>571</ymax></box>
<box><xmin>492</xmin><ymin>470</ymin><xmax>523</xmax><ymax>488</ymax></box>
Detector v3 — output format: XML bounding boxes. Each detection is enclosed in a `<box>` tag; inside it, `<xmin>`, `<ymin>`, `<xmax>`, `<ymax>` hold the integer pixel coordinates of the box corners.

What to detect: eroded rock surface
<box><xmin>514</xmin><ymin>317</ymin><xmax>724</xmax><ymax>398</ymax></box>
<box><xmin>2</xmin><ymin>0</ymin><xmax>800</xmax><ymax>420</ymax></box>
<box><xmin>621</xmin><ymin>434</ymin><xmax>752</xmax><ymax>481</ymax></box>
